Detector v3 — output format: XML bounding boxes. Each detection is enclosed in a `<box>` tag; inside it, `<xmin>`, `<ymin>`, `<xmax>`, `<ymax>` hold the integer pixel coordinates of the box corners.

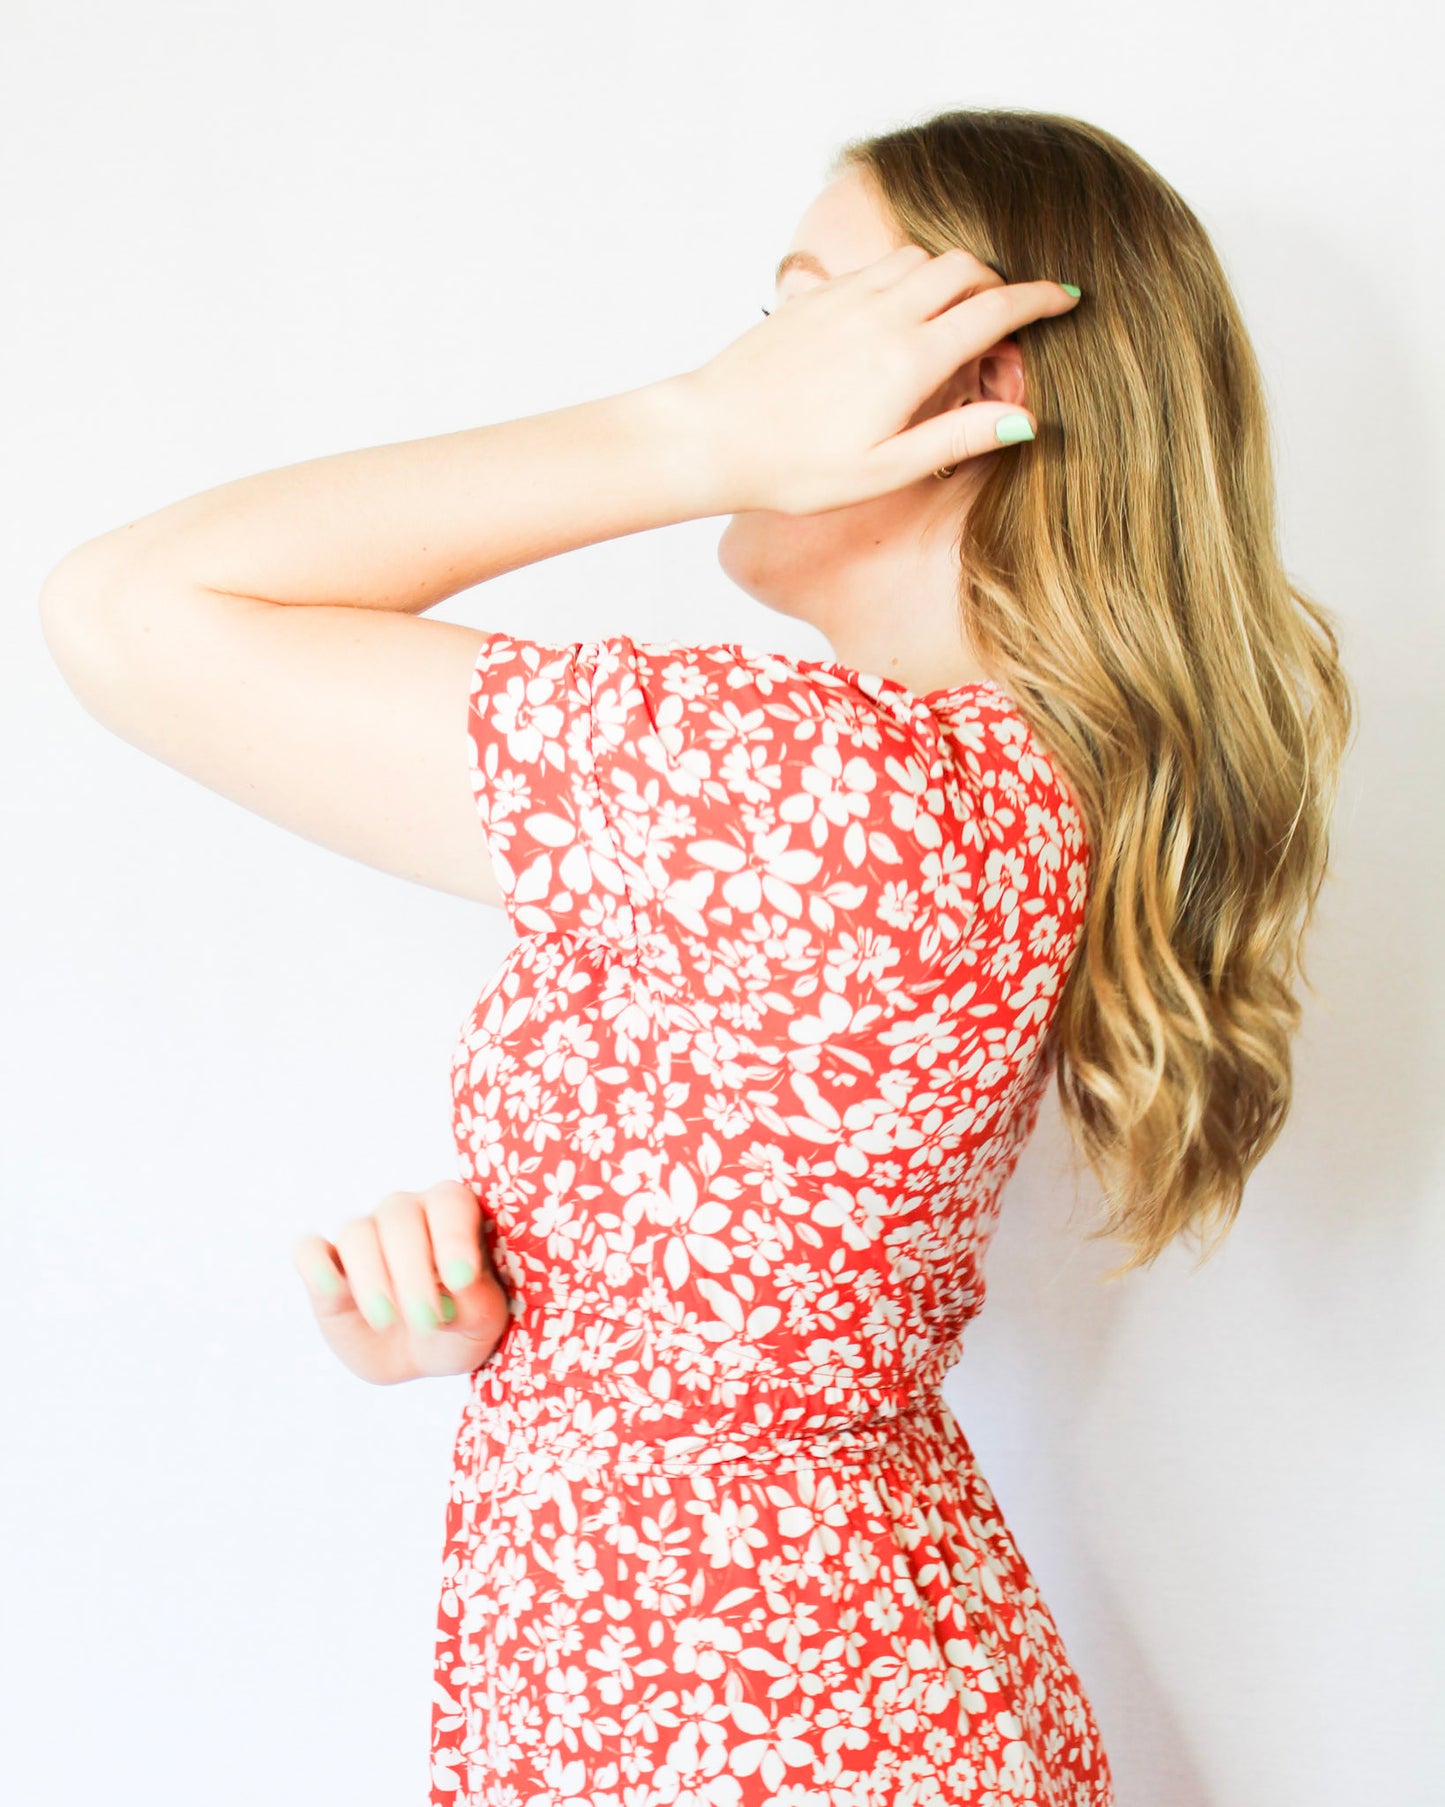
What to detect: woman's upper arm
<box><xmin>38</xmin><ymin>577</ymin><xmax>1021</xmax><ymax>963</ymax></box>
<box><xmin>39</xmin><ymin>578</ymin><xmax>507</xmax><ymax>909</ymax></box>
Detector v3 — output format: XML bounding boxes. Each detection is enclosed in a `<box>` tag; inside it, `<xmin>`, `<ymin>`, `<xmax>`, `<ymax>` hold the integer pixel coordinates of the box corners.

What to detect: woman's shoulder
<box><xmin>578</xmin><ymin>634</ymin><xmax>1084</xmax><ymax>825</ymax></box>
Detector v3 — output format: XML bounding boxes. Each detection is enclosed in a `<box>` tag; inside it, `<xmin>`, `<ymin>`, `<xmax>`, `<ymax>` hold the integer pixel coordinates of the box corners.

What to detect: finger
<box><xmin>292</xmin><ymin>1229</ymin><xmax>415</xmax><ymax>1385</ymax></box>
<box><xmin>422</xmin><ymin>1182</ymin><xmax>512</xmax><ymax>1371</ymax></box>
<box><xmin>333</xmin><ymin>1211</ymin><xmax>402</xmax><ymax>1333</ymax></box>
<box><xmin>885</xmin><ymin>243</ymin><xmax>1004</xmax><ymax>317</ymax></box>
<box><xmin>927</xmin><ymin>274</ymin><xmax>1081</xmax><ymax>372</ymax></box>
<box><xmin>369</xmin><ymin>1190</ymin><xmax>452</xmax><ymax>1335</ymax></box>
<box><xmin>418</xmin><ymin>1180</ymin><xmax>491</xmax><ymax>1296</ymax></box>
<box><xmin>419</xmin><ymin>1182</ymin><xmax>512</xmax><ymax>1341</ymax></box>
<box><xmin>866</xmin><ymin>400</ymin><xmax>1041</xmax><ymax>494</ymax></box>
<box><xmin>291</xmin><ymin>1233</ymin><xmax>358</xmax><ymax>1320</ymax></box>
<box><xmin>849</xmin><ymin>242</ymin><xmax>934</xmax><ymax>293</ymax></box>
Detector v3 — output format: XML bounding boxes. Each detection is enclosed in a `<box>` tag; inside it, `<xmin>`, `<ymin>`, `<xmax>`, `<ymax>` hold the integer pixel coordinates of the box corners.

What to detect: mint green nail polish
<box><xmin>1060</xmin><ymin>282</ymin><xmax>1081</xmax><ymax>297</ymax></box>
<box><xmin>436</xmin><ymin>1292</ymin><xmax>458</xmax><ymax>1324</ymax></box>
<box><xmin>309</xmin><ymin>1263</ymin><xmax>343</xmax><ymax>1297</ymax></box>
<box><xmin>406</xmin><ymin>1296</ymin><xmax>439</xmax><ymax>1333</ymax></box>
<box><xmin>996</xmin><ymin>415</ymin><xmax>1035</xmax><ymax>444</ymax></box>
<box><xmin>365</xmin><ymin>1292</ymin><xmax>397</xmax><ymax>1330</ymax></box>
<box><xmin>442</xmin><ymin>1258</ymin><xmax>477</xmax><ymax>1291</ymax></box>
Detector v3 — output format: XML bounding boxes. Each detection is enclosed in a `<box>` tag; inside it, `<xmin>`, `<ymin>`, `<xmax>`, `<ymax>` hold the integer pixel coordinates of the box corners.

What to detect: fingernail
<box><xmin>308</xmin><ymin>1263</ymin><xmax>343</xmax><ymax>1297</ymax></box>
<box><xmin>442</xmin><ymin>1258</ymin><xmax>477</xmax><ymax>1291</ymax></box>
<box><xmin>995</xmin><ymin>414</ymin><xmax>1035</xmax><ymax>444</ymax></box>
<box><xmin>364</xmin><ymin>1292</ymin><xmax>397</xmax><ymax>1330</ymax></box>
<box><xmin>1060</xmin><ymin>282</ymin><xmax>1081</xmax><ymax>297</ymax></box>
<box><xmin>406</xmin><ymin>1296</ymin><xmax>439</xmax><ymax>1333</ymax></box>
<box><xmin>436</xmin><ymin>1292</ymin><xmax>458</xmax><ymax>1324</ymax></box>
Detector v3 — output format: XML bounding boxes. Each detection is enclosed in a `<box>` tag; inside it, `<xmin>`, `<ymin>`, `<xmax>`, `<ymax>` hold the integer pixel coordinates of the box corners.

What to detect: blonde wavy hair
<box><xmin>833</xmin><ymin>107</ymin><xmax>1356</xmax><ymax>1279</ymax></box>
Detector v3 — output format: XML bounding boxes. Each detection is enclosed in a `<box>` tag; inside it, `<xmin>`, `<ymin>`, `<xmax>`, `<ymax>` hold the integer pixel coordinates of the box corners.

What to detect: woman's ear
<box><xmin>931</xmin><ymin>335</ymin><xmax>1027</xmax><ymax>417</ymax></box>
<box><xmin>976</xmin><ymin>336</ymin><xmax>1027</xmax><ymax>410</ymax></box>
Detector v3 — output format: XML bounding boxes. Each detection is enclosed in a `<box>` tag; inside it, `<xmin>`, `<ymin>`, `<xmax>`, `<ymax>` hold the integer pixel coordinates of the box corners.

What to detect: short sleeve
<box><xmin>464</xmin><ymin>631</ymin><xmax>1001</xmax><ymax>966</ymax></box>
<box><xmin>464</xmin><ymin>632</ymin><xmax>637</xmax><ymax>943</ymax></box>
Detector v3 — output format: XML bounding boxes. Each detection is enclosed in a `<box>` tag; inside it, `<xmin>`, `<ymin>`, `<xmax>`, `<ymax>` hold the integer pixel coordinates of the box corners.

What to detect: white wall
<box><xmin>4</xmin><ymin>3</ymin><xmax>1440</xmax><ymax>1803</ymax></box>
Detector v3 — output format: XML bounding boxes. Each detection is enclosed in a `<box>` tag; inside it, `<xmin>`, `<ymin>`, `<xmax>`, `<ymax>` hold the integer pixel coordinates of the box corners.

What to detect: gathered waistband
<box><xmin>464</xmin><ymin>1374</ymin><xmax>970</xmax><ymax>1485</ymax></box>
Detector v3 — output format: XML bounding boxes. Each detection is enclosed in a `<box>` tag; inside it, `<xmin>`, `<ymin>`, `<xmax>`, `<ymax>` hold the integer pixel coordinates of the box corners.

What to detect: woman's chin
<box><xmin>716</xmin><ymin>514</ymin><xmax>819</xmax><ymax>609</ymax></box>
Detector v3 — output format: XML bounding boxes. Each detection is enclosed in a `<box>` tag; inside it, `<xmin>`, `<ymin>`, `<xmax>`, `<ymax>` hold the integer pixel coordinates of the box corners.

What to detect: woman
<box><xmin>39</xmin><ymin>107</ymin><xmax>1353</xmax><ymax>1807</ymax></box>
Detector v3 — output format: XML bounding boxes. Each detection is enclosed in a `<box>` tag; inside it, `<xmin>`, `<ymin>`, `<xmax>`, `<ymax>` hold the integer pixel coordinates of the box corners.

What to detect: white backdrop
<box><xmin>4</xmin><ymin>3</ymin><xmax>1441</xmax><ymax>1803</ymax></box>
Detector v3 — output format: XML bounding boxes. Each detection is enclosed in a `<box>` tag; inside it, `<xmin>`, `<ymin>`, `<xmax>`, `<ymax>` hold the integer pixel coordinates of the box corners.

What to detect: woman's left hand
<box><xmin>291</xmin><ymin>1181</ymin><xmax>511</xmax><ymax>1385</ymax></box>
<box><xmin>676</xmin><ymin>245</ymin><xmax>1080</xmax><ymax>517</ymax></box>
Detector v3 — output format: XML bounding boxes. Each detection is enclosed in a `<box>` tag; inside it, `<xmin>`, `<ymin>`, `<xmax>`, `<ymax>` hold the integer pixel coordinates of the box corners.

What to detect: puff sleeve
<box><xmin>464</xmin><ymin>631</ymin><xmax>1012</xmax><ymax>972</ymax></box>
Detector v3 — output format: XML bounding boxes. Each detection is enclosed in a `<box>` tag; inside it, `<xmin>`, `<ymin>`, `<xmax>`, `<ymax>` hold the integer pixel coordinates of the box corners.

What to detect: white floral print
<box><xmin>432</xmin><ymin>634</ymin><xmax>1111</xmax><ymax>1805</ymax></box>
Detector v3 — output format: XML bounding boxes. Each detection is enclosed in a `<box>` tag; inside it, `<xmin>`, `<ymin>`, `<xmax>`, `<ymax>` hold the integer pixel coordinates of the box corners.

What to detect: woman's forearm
<box><xmin>45</xmin><ymin>376</ymin><xmax>721</xmax><ymax>618</ymax></box>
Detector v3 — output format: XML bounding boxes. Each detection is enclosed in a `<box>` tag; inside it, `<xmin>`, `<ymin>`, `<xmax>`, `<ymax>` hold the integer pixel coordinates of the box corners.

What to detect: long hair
<box><xmin>833</xmin><ymin>108</ymin><xmax>1356</xmax><ymax>1278</ymax></box>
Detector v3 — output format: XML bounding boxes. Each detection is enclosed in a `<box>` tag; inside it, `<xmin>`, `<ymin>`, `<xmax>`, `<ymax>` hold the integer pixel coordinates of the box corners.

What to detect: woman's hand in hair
<box><xmin>679</xmin><ymin>245</ymin><xmax>1079</xmax><ymax>517</ymax></box>
<box><xmin>291</xmin><ymin>1182</ymin><xmax>511</xmax><ymax>1385</ymax></box>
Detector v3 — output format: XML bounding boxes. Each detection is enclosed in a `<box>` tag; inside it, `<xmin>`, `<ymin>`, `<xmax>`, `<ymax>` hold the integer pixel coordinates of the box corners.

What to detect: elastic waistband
<box><xmin>467</xmin><ymin>1378</ymin><xmax>966</xmax><ymax>1483</ymax></box>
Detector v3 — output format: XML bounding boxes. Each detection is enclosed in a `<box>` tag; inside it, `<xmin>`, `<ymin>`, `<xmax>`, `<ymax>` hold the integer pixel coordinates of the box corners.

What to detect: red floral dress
<box><xmin>432</xmin><ymin>633</ymin><xmax>1112</xmax><ymax>1807</ymax></box>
